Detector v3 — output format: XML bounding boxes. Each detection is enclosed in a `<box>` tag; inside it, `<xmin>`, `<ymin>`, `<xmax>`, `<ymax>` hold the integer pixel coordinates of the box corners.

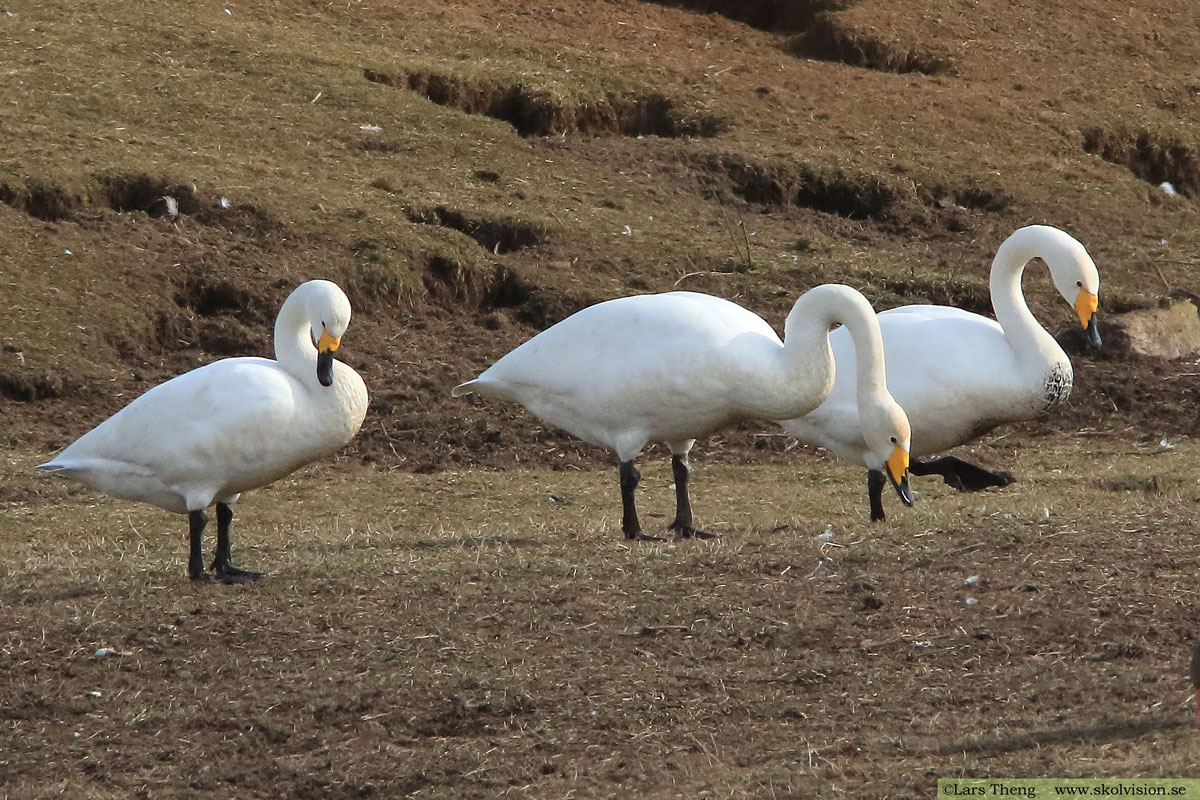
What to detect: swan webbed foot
<box><xmin>213</xmin><ymin>563</ymin><xmax>264</xmax><ymax>584</ymax></box>
<box><xmin>670</xmin><ymin>524</ymin><xmax>718</xmax><ymax>541</ymax></box>
<box><xmin>208</xmin><ymin>501</ymin><xmax>260</xmax><ymax>583</ymax></box>
<box><xmin>980</xmin><ymin>469</ymin><xmax>1016</xmax><ymax>489</ymax></box>
<box><xmin>910</xmin><ymin>456</ymin><xmax>1015</xmax><ymax>493</ymax></box>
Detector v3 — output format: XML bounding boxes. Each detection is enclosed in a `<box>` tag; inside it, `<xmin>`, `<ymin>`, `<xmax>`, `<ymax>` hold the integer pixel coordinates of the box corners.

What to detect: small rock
<box><xmin>1111</xmin><ymin>300</ymin><xmax>1200</xmax><ymax>359</ymax></box>
<box><xmin>93</xmin><ymin>647</ymin><xmax>130</xmax><ymax>658</ymax></box>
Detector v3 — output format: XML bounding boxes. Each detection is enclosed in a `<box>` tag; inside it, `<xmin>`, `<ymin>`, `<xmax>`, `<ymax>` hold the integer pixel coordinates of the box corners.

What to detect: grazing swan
<box><xmin>781</xmin><ymin>225</ymin><xmax>1101</xmax><ymax>521</ymax></box>
<box><xmin>38</xmin><ymin>280</ymin><xmax>369</xmax><ymax>583</ymax></box>
<box><xmin>453</xmin><ymin>285</ymin><xmax>913</xmax><ymax>540</ymax></box>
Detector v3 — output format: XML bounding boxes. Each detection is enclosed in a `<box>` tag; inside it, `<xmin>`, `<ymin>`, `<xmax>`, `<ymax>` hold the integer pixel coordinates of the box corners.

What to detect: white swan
<box><xmin>453</xmin><ymin>285</ymin><xmax>913</xmax><ymax>540</ymax></box>
<box><xmin>38</xmin><ymin>279</ymin><xmax>369</xmax><ymax>582</ymax></box>
<box><xmin>781</xmin><ymin>225</ymin><xmax>1101</xmax><ymax>521</ymax></box>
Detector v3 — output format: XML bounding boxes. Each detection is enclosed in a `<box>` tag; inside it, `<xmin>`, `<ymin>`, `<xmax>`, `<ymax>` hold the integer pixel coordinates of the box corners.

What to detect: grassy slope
<box><xmin>3</xmin><ymin>0</ymin><xmax>1199</xmax><ymax>463</ymax></box>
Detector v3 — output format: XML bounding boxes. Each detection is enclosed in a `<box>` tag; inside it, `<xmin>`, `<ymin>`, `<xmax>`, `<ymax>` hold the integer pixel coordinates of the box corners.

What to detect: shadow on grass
<box><xmin>303</xmin><ymin>536</ymin><xmax>543</xmax><ymax>555</ymax></box>
<box><xmin>934</xmin><ymin>716</ymin><xmax>1189</xmax><ymax>756</ymax></box>
<box><xmin>5</xmin><ymin>583</ymin><xmax>106</xmax><ymax>606</ymax></box>
<box><xmin>409</xmin><ymin>536</ymin><xmax>541</xmax><ymax>550</ymax></box>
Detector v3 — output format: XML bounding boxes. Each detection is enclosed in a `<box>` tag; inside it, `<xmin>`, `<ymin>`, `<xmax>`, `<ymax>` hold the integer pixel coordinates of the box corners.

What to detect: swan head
<box><xmin>1043</xmin><ymin>230</ymin><xmax>1102</xmax><ymax>348</ymax></box>
<box><xmin>305</xmin><ymin>280</ymin><xmax>352</xmax><ymax>387</ymax></box>
<box><xmin>862</xmin><ymin>399</ymin><xmax>914</xmax><ymax>508</ymax></box>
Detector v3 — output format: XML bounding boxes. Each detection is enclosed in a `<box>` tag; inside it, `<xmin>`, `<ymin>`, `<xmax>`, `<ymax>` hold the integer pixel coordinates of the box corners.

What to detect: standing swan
<box><xmin>781</xmin><ymin>225</ymin><xmax>1101</xmax><ymax>521</ymax></box>
<box><xmin>38</xmin><ymin>280</ymin><xmax>369</xmax><ymax>583</ymax></box>
<box><xmin>453</xmin><ymin>286</ymin><xmax>913</xmax><ymax>540</ymax></box>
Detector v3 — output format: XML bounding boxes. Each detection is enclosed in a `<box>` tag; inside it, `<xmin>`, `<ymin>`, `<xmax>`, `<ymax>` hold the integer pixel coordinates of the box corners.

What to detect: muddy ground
<box><xmin>2</xmin><ymin>0</ymin><xmax>1200</xmax><ymax>796</ymax></box>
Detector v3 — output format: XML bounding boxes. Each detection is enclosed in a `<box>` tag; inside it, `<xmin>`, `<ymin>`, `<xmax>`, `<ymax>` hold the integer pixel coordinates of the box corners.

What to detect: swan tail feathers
<box><xmin>451</xmin><ymin>379</ymin><xmax>482</xmax><ymax>398</ymax></box>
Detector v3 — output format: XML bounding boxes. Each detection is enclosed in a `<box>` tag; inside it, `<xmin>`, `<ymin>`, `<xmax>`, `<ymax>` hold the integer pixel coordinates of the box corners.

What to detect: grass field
<box><xmin>4</xmin><ymin>433</ymin><xmax>1200</xmax><ymax>798</ymax></box>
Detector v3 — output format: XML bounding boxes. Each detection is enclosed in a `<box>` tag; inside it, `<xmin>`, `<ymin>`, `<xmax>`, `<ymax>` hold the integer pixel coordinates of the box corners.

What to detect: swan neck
<box><xmin>989</xmin><ymin>235</ymin><xmax>1055</xmax><ymax>358</ymax></box>
<box><xmin>274</xmin><ymin>286</ymin><xmax>316</xmax><ymax>376</ymax></box>
<box><xmin>782</xmin><ymin>292</ymin><xmax>835</xmax><ymax>380</ymax></box>
<box><xmin>783</xmin><ymin>284</ymin><xmax>887</xmax><ymax>403</ymax></box>
<box><xmin>840</xmin><ymin>305</ymin><xmax>888</xmax><ymax>401</ymax></box>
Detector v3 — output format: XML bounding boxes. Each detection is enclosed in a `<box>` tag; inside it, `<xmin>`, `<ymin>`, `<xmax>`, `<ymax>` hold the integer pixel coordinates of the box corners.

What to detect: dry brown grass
<box><xmin>3</xmin><ymin>434</ymin><xmax>1200</xmax><ymax>797</ymax></box>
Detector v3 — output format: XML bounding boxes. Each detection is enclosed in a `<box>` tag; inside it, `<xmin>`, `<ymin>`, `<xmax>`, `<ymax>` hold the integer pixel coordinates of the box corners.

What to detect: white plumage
<box><xmin>454</xmin><ymin>285</ymin><xmax>913</xmax><ymax>540</ymax></box>
<box><xmin>780</xmin><ymin>225</ymin><xmax>1101</xmax><ymax>520</ymax></box>
<box><xmin>39</xmin><ymin>279</ymin><xmax>369</xmax><ymax>582</ymax></box>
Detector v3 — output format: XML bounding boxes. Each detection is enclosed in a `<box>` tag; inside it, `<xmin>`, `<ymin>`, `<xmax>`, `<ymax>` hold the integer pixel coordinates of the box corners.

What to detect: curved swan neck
<box><xmin>273</xmin><ymin>284</ymin><xmax>317</xmax><ymax>377</ymax></box>
<box><xmin>988</xmin><ymin>227</ymin><xmax>1061</xmax><ymax>360</ymax></box>
<box><xmin>784</xmin><ymin>284</ymin><xmax>888</xmax><ymax>398</ymax></box>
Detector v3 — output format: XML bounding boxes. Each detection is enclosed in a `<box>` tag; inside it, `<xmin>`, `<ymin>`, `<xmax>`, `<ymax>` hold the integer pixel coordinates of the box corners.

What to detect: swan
<box><xmin>38</xmin><ymin>279</ymin><xmax>369</xmax><ymax>583</ymax></box>
<box><xmin>780</xmin><ymin>225</ymin><xmax>1101</xmax><ymax>521</ymax></box>
<box><xmin>453</xmin><ymin>285</ymin><xmax>913</xmax><ymax>540</ymax></box>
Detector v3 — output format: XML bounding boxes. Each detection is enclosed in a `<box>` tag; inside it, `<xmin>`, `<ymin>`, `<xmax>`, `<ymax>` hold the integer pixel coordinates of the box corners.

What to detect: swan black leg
<box><xmin>867</xmin><ymin>469</ymin><xmax>887</xmax><ymax>522</ymax></box>
<box><xmin>910</xmin><ymin>456</ymin><xmax>1015</xmax><ymax>492</ymax></box>
<box><xmin>620</xmin><ymin>460</ymin><xmax>663</xmax><ymax>542</ymax></box>
<box><xmin>188</xmin><ymin>509</ymin><xmax>209</xmax><ymax>581</ymax></box>
<box><xmin>668</xmin><ymin>455</ymin><xmax>717</xmax><ymax>540</ymax></box>
<box><xmin>210</xmin><ymin>502</ymin><xmax>263</xmax><ymax>584</ymax></box>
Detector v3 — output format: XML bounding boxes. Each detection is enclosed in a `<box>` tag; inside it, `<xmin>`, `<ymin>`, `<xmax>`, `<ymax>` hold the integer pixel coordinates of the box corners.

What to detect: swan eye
<box><xmin>890</xmin><ymin>437</ymin><xmax>897</xmax><ymax>443</ymax></box>
<box><xmin>1076</xmin><ymin>281</ymin><xmax>1082</xmax><ymax>288</ymax></box>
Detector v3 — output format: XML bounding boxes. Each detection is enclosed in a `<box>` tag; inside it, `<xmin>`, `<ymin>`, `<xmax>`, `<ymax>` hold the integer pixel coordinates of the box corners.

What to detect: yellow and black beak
<box><xmin>1075</xmin><ymin>288</ymin><xmax>1102</xmax><ymax>348</ymax></box>
<box><xmin>886</xmin><ymin>444</ymin><xmax>914</xmax><ymax>507</ymax></box>
<box><xmin>317</xmin><ymin>329</ymin><xmax>340</xmax><ymax>387</ymax></box>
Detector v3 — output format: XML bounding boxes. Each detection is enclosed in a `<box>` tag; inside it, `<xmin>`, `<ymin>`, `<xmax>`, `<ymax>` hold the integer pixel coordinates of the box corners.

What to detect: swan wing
<box><xmin>40</xmin><ymin>357</ymin><xmax>309</xmax><ymax>511</ymax></box>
